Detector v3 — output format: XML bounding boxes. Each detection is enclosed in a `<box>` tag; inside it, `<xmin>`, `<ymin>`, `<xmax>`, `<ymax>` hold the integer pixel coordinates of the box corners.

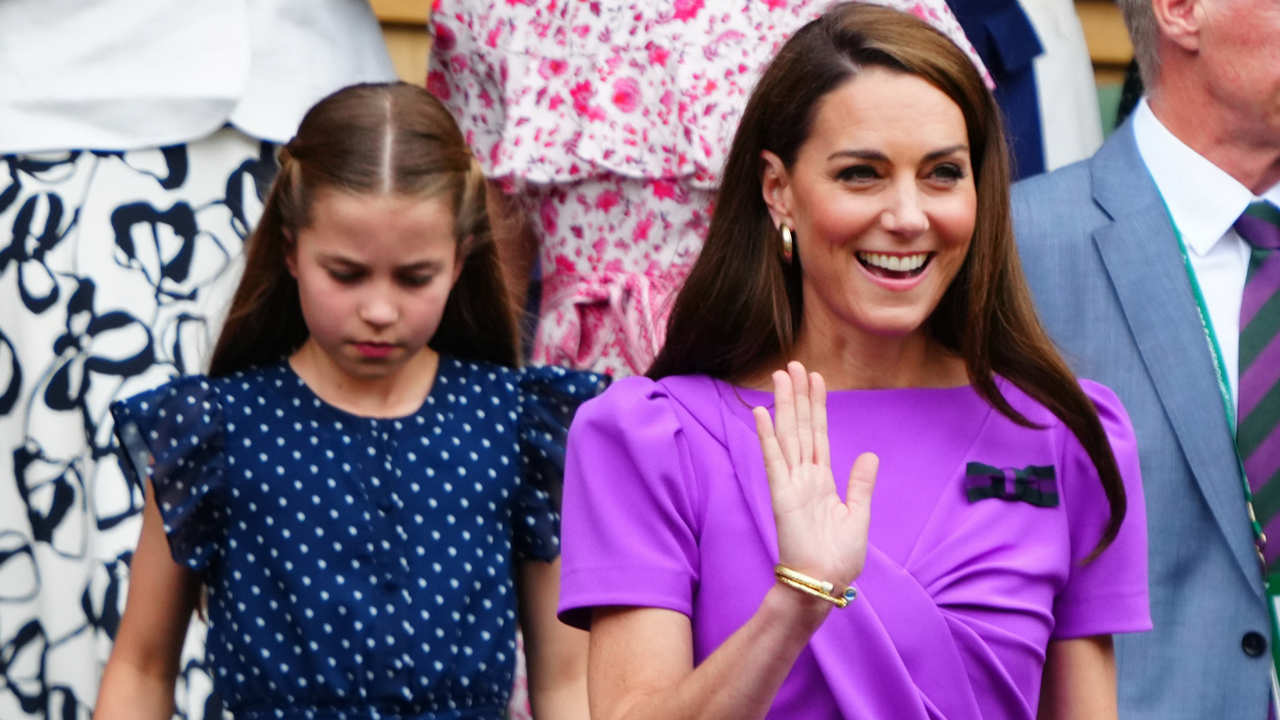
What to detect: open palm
<box><xmin>753</xmin><ymin>361</ymin><xmax>879</xmax><ymax>589</ymax></box>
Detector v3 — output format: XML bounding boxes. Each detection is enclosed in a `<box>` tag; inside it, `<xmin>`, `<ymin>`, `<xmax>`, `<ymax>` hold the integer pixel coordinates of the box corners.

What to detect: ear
<box><xmin>760</xmin><ymin>150</ymin><xmax>795</xmax><ymax>229</ymax></box>
<box><xmin>1152</xmin><ymin>0</ymin><xmax>1206</xmax><ymax>53</ymax></box>
<box><xmin>283</xmin><ymin>229</ymin><xmax>299</xmax><ymax>279</ymax></box>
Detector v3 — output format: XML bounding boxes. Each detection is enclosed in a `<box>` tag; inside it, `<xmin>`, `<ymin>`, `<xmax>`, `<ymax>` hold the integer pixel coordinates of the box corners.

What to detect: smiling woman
<box><xmin>557</xmin><ymin>4</ymin><xmax>1152</xmax><ymax>720</ymax></box>
<box><xmin>759</xmin><ymin>68</ymin><xmax>977</xmax><ymax>382</ymax></box>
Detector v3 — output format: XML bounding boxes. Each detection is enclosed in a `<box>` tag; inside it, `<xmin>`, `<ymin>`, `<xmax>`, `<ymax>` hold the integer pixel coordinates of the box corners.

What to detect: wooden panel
<box><xmin>1076</xmin><ymin>0</ymin><xmax>1133</xmax><ymax>68</ymax></box>
<box><xmin>372</xmin><ymin>0</ymin><xmax>430</xmax><ymax>26</ymax></box>
<box><xmin>383</xmin><ymin>24</ymin><xmax>430</xmax><ymax>85</ymax></box>
<box><xmin>373</xmin><ymin>0</ymin><xmax>432</xmax><ymax>86</ymax></box>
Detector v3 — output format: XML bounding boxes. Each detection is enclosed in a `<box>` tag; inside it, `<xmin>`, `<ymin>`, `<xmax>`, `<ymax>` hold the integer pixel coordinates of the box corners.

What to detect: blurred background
<box><xmin>372</xmin><ymin>0</ymin><xmax>1135</xmax><ymax>136</ymax></box>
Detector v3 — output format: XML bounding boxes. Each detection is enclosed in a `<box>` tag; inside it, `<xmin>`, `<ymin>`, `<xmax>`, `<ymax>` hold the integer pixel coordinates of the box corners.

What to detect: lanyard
<box><xmin>1162</xmin><ymin>200</ymin><xmax>1280</xmax><ymax>695</ymax></box>
<box><xmin>1163</xmin><ymin>203</ymin><xmax>1255</xmax><ymax>522</ymax></box>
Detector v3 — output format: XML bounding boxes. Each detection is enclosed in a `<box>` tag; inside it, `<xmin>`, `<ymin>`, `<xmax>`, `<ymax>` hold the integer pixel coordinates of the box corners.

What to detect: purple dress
<box><xmin>558</xmin><ymin>374</ymin><xmax>1151</xmax><ymax>719</ymax></box>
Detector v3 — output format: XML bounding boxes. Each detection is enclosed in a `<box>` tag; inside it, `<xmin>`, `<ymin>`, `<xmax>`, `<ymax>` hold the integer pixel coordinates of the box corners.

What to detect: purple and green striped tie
<box><xmin>1237</xmin><ymin>200</ymin><xmax>1280</xmax><ymax>569</ymax></box>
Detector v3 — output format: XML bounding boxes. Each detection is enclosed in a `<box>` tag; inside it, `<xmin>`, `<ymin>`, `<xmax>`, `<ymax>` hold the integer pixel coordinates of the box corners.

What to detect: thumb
<box><xmin>845</xmin><ymin>452</ymin><xmax>879</xmax><ymax>516</ymax></box>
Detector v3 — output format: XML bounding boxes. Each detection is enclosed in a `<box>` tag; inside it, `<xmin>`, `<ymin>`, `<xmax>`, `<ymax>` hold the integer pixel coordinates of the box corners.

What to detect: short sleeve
<box><xmin>514</xmin><ymin>365</ymin><xmax>610</xmax><ymax>562</ymax></box>
<box><xmin>557</xmin><ymin>376</ymin><xmax>702</xmax><ymax>630</ymax></box>
<box><xmin>1052</xmin><ymin>380</ymin><xmax>1152</xmax><ymax>639</ymax></box>
<box><xmin>110</xmin><ymin>377</ymin><xmax>227</xmax><ymax>572</ymax></box>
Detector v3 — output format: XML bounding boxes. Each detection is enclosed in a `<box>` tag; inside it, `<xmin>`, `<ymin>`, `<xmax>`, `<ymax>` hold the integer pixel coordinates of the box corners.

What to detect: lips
<box><xmin>855</xmin><ymin>251</ymin><xmax>933</xmax><ymax>279</ymax></box>
<box><xmin>353</xmin><ymin>342</ymin><xmax>398</xmax><ymax>359</ymax></box>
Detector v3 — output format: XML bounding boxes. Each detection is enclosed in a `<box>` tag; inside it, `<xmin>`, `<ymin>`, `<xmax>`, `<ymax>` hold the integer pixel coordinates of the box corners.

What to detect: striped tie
<box><xmin>1236</xmin><ymin>201</ymin><xmax>1280</xmax><ymax>568</ymax></box>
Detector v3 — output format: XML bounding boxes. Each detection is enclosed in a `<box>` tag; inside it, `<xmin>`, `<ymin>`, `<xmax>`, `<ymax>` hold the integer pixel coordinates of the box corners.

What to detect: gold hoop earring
<box><xmin>779</xmin><ymin>224</ymin><xmax>794</xmax><ymax>264</ymax></box>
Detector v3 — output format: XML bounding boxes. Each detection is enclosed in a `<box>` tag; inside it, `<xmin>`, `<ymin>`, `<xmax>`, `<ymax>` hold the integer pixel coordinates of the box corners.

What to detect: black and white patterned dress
<box><xmin>0</xmin><ymin>131</ymin><xmax>277</xmax><ymax>719</ymax></box>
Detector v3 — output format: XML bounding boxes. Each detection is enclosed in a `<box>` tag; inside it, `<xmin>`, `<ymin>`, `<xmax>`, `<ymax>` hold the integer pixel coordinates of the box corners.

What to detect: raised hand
<box><xmin>752</xmin><ymin>361</ymin><xmax>879</xmax><ymax>590</ymax></box>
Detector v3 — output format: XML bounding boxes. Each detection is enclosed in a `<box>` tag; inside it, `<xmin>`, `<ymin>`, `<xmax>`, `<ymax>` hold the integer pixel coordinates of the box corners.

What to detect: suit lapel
<box><xmin>1089</xmin><ymin>125</ymin><xmax>1261</xmax><ymax>593</ymax></box>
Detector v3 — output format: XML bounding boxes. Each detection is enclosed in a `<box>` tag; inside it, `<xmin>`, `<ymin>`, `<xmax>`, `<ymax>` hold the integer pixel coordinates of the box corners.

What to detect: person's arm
<box><xmin>584</xmin><ymin>362</ymin><xmax>879</xmax><ymax>720</ymax></box>
<box><xmin>94</xmin><ymin>481</ymin><xmax>200</xmax><ymax>720</ymax></box>
<box><xmin>518</xmin><ymin>557</ymin><xmax>589</xmax><ymax>720</ymax></box>
<box><xmin>588</xmin><ymin>585</ymin><xmax>836</xmax><ymax>720</ymax></box>
<box><xmin>1036</xmin><ymin>635</ymin><xmax>1117</xmax><ymax>720</ymax></box>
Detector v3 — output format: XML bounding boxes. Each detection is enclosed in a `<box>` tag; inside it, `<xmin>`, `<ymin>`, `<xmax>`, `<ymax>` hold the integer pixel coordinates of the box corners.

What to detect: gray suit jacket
<box><xmin>1013</xmin><ymin>120</ymin><xmax>1271</xmax><ymax>719</ymax></box>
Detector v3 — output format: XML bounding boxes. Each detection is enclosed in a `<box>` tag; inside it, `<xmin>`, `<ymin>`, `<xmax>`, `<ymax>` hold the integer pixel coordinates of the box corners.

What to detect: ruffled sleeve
<box><xmin>427</xmin><ymin>0</ymin><xmax>991</xmax><ymax>189</ymax></box>
<box><xmin>110</xmin><ymin>376</ymin><xmax>228</xmax><ymax>572</ymax></box>
<box><xmin>557</xmin><ymin>376</ymin><xmax>703</xmax><ymax>630</ymax></box>
<box><xmin>514</xmin><ymin>365</ymin><xmax>610</xmax><ymax>562</ymax></box>
<box><xmin>1052</xmin><ymin>380</ymin><xmax>1152</xmax><ymax>639</ymax></box>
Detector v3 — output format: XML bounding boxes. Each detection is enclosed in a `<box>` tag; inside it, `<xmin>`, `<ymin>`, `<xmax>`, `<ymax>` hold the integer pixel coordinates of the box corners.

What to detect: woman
<box><xmin>429</xmin><ymin>5</ymin><xmax>989</xmax><ymax>716</ymax></box>
<box><xmin>557</xmin><ymin>4</ymin><xmax>1151</xmax><ymax>719</ymax></box>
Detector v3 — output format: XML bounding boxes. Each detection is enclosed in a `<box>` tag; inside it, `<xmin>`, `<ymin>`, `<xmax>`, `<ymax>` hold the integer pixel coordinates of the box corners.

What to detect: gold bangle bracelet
<box><xmin>774</xmin><ymin>564</ymin><xmax>857</xmax><ymax>608</ymax></box>
<box><xmin>776</xmin><ymin>575</ymin><xmax>850</xmax><ymax>608</ymax></box>
<box><xmin>775</xmin><ymin>564</ymin><xmax>836</xmax><ymax>594</ymax></box>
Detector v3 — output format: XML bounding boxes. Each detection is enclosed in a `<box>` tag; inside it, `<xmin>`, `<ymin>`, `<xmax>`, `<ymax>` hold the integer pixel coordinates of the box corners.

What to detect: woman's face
<box><xmin>763</xmin><ymin>67</ymin><xmax>977</xmax><ymax>352</ymax></box>
<box><xmin>286</xmin><ymin>189</ymin><xmax>460</xmax><ymax>383</ymax></box>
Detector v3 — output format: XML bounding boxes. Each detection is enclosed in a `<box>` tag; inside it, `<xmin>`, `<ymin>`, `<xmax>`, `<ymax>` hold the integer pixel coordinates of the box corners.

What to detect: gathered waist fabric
<box><xmin>519</xmin><ymin>174</ymin><xmax>711</xmax><ymax>378</ymax></box>
<box><xmin>534</xmin><ymin>265</ymin><xmax>692</xmax><ymax>378</ymax></box>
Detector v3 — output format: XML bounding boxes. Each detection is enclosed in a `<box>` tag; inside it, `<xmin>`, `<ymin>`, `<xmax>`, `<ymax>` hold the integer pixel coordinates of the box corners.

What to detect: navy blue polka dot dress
<box><xmin>110</xmin><ymin>356</ymin><xmax>607</xmax><ymax>720</ymax></box>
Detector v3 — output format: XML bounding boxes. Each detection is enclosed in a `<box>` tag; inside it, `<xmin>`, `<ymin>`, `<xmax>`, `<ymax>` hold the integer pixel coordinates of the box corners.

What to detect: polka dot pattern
<box><xmin>110</xmin><ymin>357</ymin><xmax>607</xmax><ymax>718</ymax></box>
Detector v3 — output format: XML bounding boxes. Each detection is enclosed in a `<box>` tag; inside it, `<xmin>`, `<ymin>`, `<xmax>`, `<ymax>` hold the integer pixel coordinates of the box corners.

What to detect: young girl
<box><xmin>93</xmin><ymin>82</ymin><xmax>603</xmax><ymax>720</ymax></box>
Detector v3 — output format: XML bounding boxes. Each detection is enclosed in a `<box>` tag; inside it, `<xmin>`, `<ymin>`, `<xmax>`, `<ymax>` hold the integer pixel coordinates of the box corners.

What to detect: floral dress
<box><xmin>427</xmin><ymin>0</ymin><xmax>990</xmax><ymax>381</ymax></box>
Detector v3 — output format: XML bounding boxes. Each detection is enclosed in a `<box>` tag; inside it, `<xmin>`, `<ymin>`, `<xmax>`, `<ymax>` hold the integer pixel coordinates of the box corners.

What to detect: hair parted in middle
<box><xmin>648</xmin><ymin>1</ymin><xmax>1126</xmax><ymax>559</ymax></box>
<box><xmin>208</xmin><ymin>81</ymin><xmax>519</xmax><ymax>377</ymax></box>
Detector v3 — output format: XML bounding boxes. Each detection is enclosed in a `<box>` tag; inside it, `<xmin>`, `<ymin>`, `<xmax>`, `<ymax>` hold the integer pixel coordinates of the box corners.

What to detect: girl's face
<box><xmin>762</xmin><ymin>67</ymin><xmax>977</xmax><ymax>351</ymax></box>
<box><xmin>286</xmin><ymin>189</ymin><xmax>460</xmax><ymax>382</ymax></box>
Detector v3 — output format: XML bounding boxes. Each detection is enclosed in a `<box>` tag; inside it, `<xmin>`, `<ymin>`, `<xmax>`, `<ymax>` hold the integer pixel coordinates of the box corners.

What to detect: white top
<box><xmin>0</xmin><ymin>0</ymin><xmax>396</xmax><ymax>153</ymax></box>
<box><xmin>1132</xmin><ymin>98</ymin><xmax>1280</xmax><ymax>409</ymax></box>
<box><xmin>1018</xmin><ymin>0</ymin><xmax>1102</xmax><ymax>171</ymax></box>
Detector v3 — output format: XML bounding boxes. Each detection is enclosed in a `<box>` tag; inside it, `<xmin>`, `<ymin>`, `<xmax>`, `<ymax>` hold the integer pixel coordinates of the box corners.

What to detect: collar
<box><xmin>1131</xmin><ymin>98</ymin><xmax>1263</xmax><ymax>256</ymax></box>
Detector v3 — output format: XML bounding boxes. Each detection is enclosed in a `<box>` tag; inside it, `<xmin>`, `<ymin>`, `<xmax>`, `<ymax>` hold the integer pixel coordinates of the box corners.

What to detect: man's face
<box><xmin>1197</xmin><ymin>0</ymin><xmax>1280</xmax><ymax>145</ymax></box>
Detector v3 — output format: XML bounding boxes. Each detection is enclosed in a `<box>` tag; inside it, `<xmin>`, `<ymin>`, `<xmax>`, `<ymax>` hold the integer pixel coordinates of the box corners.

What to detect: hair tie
<box><xmin>277</xmin><ymin>142</ymin><xmax>298</xmax><ymax>169</ymax></box>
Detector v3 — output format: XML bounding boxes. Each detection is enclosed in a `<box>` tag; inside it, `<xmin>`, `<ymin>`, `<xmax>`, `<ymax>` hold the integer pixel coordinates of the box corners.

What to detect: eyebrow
<box><xmin>827</xmin><ymin>144</ymin><xmax>969</xmax><ymax>162</ymax></box>
<box><xmin>318</xmin><ymin>255</ymin><xmax>444</xmax><ymax>272</ymax></box>
<box><xmin>395</xmin><ymin>261</ymin><xmax>443</xmax><ymax>273</ymax></box>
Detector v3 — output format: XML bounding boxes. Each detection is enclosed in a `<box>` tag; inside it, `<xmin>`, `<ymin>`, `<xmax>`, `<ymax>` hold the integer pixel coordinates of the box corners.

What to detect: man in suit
<box><xmin>1012</xmin><ymin>0</ymin><xmax>1280</xmax><ymax>716</ymax></box>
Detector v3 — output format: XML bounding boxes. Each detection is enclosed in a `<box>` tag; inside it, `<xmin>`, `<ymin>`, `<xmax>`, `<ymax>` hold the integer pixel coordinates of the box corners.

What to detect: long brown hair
<box><xmin>649</xmin><ymin>3</ymin><xmax>1125</xmax><ymax>558</ymax></box>
<box><xmin>208</xmin><ymin>82</ymin><xmax>518</xmax><ymax>376</ymax></box>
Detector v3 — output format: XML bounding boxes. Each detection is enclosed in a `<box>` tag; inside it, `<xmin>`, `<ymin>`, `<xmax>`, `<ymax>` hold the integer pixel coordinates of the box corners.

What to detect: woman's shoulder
<box><xmin>994</xmin><ymin>377</ymin><xmax>1129</xmax><ymax>430</ymax></box>
<box><xmin>1062</xmin><ymin>379</ymin><xmax>1138</xmax><ymax>464</ymax></box>
<box><xmin>580</xmin><ymin>373</ymin><xmax>722</xmax><ymax>412</ymax></box>
<box><xmin>991</xmin><ymin>377</ymin><xmax>1137</xmax><ymax>479</ymax></box>
<box><xmin>572</xmin><ymin>373</ymin><xmax>740</xmax><ymax>449</ymax></box>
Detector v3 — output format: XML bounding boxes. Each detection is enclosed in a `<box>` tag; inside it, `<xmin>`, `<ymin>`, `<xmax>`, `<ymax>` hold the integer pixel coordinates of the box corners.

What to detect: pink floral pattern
<box><xmin>521</xmin><ymin>174</ymin><xmax>709</xmax><ymax>377</ymax></box>
<box><xmin>429</xmin><ymin>0</ymin><xmax>988</xmax><ymax>188</ymax></box>
<box><xmin>429</xmin><ymin>0</ymin><xmax>988</xmax><ymax>382</ymax></box>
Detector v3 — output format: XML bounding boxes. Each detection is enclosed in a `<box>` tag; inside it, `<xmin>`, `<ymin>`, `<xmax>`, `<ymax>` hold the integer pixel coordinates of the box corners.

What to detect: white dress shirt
<box><xmin>1132</xmin><ymin>98</ymin><xmax>1280</xmax><ymax>414</ymax></box>
<box><xmin>0</xmin><ymin>0</ymin><xmax>395</xmax><ymax>152</ymax></box>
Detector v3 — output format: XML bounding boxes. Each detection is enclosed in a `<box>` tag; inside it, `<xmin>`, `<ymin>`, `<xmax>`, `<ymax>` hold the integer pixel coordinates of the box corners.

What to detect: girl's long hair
<box><xmin>209</xmin><ymin>82</ymin><xmax>518</xmax><ymax>377</ymax></box>
<box><xmin>648</xmin><ymin>3</ymin><xmax>1125</xmax><ymax>559</ymax></box>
